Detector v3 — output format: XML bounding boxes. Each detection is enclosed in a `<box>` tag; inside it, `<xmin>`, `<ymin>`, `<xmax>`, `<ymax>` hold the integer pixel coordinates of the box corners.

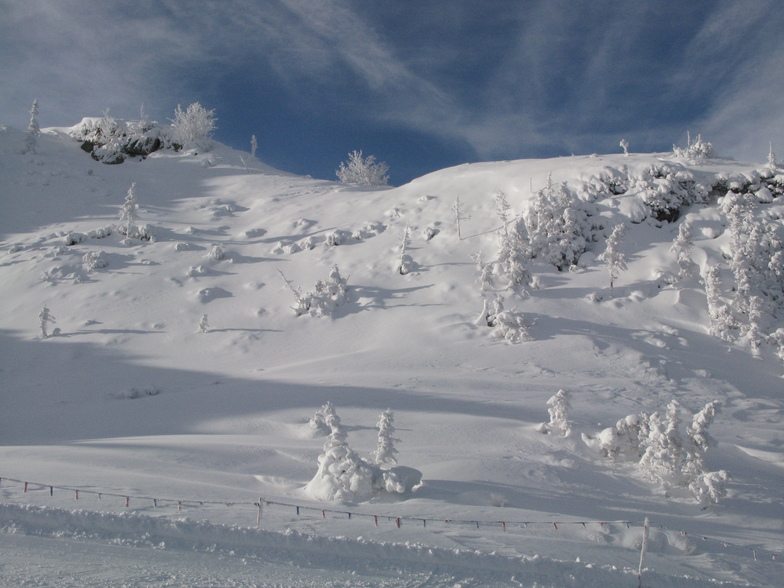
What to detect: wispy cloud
<box><xmin>682</xmin><ymin>0</ymin><xmax>784</xmax><ymax>161</ymax></box>
<box><xmin>1</xmin><ymin>0</ymin><xmax>781</xmax><ymax>170</ymax></box>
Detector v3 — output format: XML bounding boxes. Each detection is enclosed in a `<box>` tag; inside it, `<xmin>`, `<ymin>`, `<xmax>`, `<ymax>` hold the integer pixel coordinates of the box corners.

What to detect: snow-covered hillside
<box><xmin>1</xmin><ymin>123</ymin><xmax>783</xmax><ymax>587</ymax></box>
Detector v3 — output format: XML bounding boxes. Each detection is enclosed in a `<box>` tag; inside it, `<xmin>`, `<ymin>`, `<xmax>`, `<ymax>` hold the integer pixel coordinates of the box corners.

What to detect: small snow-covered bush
<box><xmin>83</xmin><ymin>250</ymin><xmax>108</xmax><ymax>272</ymax></box>
<box><xmin>638</xmin><ymin>166</ymin><xmax>708</xmax><ymax>223</ymax></box>
<box><xmin>207</xmin><ymin>244</ymin><xmax>225</xmax><ymax>261</ymax></box>
<box><xmin>279</xmin><ymin>265</ymin><xmax>349</xmax><ymax>318</ymax></box>
<box><xmin>336</xmin><ymin>150</ymin><xmax>389</xmax><ymax>186</ymax></box>
<box><xmin>491</xmin><ymin>308</ymin><xmax>531</xmax><ymax>343</ymax></box>
<box><xmin>63</xmin><ymin>232</ymin><xmax>88</xmax><ymax>246</ymax></box>
<box><xmin>479</xmin><ymin>295</ymin><xmax>532</xmax><ymax>344</ymax></box>
<box><xmin>536</xmin><ymin>389</ymin><xmax>572</xmax><ymax>436</ymax></box>
<box><xmin>673</xmin><ymin>133</ymin><xmax>717</xmax><ymax>163</ymax></box>
<box><xmin>115</xmin><ymin>386</ymin><xmax>160</xmax><ymax>400</ymax></box>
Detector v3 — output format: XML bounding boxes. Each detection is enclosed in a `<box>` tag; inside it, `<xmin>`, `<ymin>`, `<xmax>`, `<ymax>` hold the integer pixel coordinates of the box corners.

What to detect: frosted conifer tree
<box><xmin>251</xmin><ymin>134</ymin><xmax>258</xmax><ymax>158</ymax></box>
<box><xmin>119</xmin><ymin>183</ymin><xmax>139</xmax><ymax>237</ymax></box>
<box><xmin>704</xmin><ymin>264</ymin><xmax>736</xmax><ymax>339</ymax></box>
<box><xmin>670</xmin><ymin>221</ymin><xmax>698</xmax><ymax>280</ymax></box>
<box><xmin>496</xmin><ymin>217</ymin><xmax>531</xmax><ymax>288</ymax></box>
<box><xmin>537</xmin><ymin>389</ymin><xmax>572</xmax><ymax>436</ymax></box>
<box><xmin>526</xmin><ymin>175</ymin><xmax>586</xmax><ymax>270</ymax></box>
<box><xmin>39</xmin><ymin>305</ymin><xmax>56</xmax><ymax>338</ymax></box>
<box><xmin>22</xmin><ymin>99</ymin><xmax>40</xmax><ymax>155</ymax></box>
<box><xmin>305</xmin><ymin>403</ymin><xmax>380</xmax><ymax>502</ymax></box>
<box><xmin>620</xmin><ymin>139</ymin><xmax>629</xmax><ymax>156</ymax></box>
<box><xmin>495</xmin><ymin>189</ymin><xmax>512</xmax><ymax>227</ymax></box>
<box><xmin>598</xmin><ymin>224</ymin><xmax>627</xmax><ymax>294</ymax></box>
<box><xmin>768</xmin><ymin>142</ymin><xmax>777</xmax><ymax>169</ymax></box>
<box><xmin>471</xmin><ymin>252</ymin><xmax>495</xmax><ymax>293</ymax></box>
<box><xmin>372</xmin><ymin>409</ymin><xmax>399</xmax><ymax>465</ymax></box>
<box><xmin>686</xmin><ymin>401</ymin><xmax>720</xmax><ymax>453</ymax></box>
<box><xmin>336</xmin><ymin>150</ymin><xmax>389</xmax><ymax>186</ymax></box>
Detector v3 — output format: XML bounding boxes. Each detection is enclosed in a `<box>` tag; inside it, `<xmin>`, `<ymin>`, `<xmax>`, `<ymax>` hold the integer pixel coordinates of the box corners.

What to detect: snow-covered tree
<box><xmin>197</xmin><ymin>314</ymin><xmax>209</xmax><ymax>333</ymax></box>
<box><xmin>670</xmin><ymin>221</ymin><xmax>699</xmax><ymax>280</ymax></box>
<box><xmin>251</xmin><ymin>134</ymin><xmax>258</xmax><ymax>158</ymax></box>
<box><xmin>598</xmin><ymin>224</ymin><xmax>627</xmax><ymax>294</ymax></box>
<box><xmin>39</xmin><ymin>305</ymin><xmax>56</xmax><ymax>338</ymax></box>
<box><xmin>304</xmin><ymin>403</ymin><xmax>421</xmax><ymax>502</ymax></box>
<box><xmin>673</xmin><ymin>133</ymin><xmax>717</xmax><ymax>163</ymax></box>
<box><xmin>118</xmin><ymin>183</ymin><xmax>139</xmax><ymax>237</ymax></box>
<box><xmin>22</xmin><ymin>99</ymin><xmax>40</xmax><ymax>155</ymax></box>
<box><xmin>471</xmin><ymin>251</ymin><xmax>495</xmax><ymax>293</ymax></box>
<box><xmin>585</xmin><ymin>400</ymin><xmax>728</xmax><ymax>504</ymax></box>
<box><xmin>83</xmin><ymin>250</ymin><xmax>108</xmax><ymax>272</ymax></box>
<box><xmin>372</xmin><ymin>409</ymin><xmax>399</xmax><ymax>465</ymax></box>
<box><xmin>704</xmin><ymin>264</ymin><xmax>737</xmax><ymax>339</ymax></box>
<box><xmin>496</xmin><ymin>217</ymin><xmax>532</xmax><ymax>289</ymax></box>
<box><xmin>171</xmin><ymin>102</ymin><xmax>217</xmax><ymax>150</ymax></box>
<box><xmin>768</xmin><ymin>142</ymin><xmax>777</xmax><ymax>169</ymax></box>
<box><xmin>452</xmin><ymin>195</ymin><xmax>470</xmax><ymax>241</ymax></box>
<box><xmin>537</xmin><ymin>389</ymin><xmax>572</xmax><ymax>436</ymax></box>
<box><xmin>305</xmin><ymin>404</ymin><xmax>378</xmax><ymax>502</ymax></box>
<box><xmin>336</xmin><ymin>150</ymin><xmax>389</xmax><ymax>186</ymax></box>
<box><xmin>490</xmin><ymin>306</ymin><xmax>531</xmax><ymax>344</ymax></box>
<box><xmin>495</xmin><ymin>189</ymin><xmax>512</xmax><ymax>227</ymax></box>
<box><xmin>308</xmin><ymin>401</ymin><xmax>334</xmax><ymax>436</ymax></box>
<box><xmin>620</xmin><ymin>138</ymin><xmax>629</xmax><ymax>156</ymax></box>
<box><xmin>279</xmin><ymin>265</ymin><xmax>349</xmax><ymax>317</ymax></box>
<box><xmin>639</xmin><ymin>401</ymin><xmax>685</xmax><ymax>491</ymax></box>
<box><xmin>526</xmin><ymin>176</ymin><xmax>587</xmax><ymax>271</ymax></box>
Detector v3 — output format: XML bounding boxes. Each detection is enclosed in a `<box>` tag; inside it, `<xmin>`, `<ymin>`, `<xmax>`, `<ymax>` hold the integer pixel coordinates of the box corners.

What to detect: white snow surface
<box><xmin>1</xmin><ymin>125</ymin><xmax>783</xmax><ymax>586</ymax></box>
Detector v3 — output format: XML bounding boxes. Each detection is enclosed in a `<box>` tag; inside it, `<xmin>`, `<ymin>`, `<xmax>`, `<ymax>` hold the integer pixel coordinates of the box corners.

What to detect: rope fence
<box><xmin>1</xmin><ymin>474</ymin><xmax>780</xmax><ymax>564</ymax></box>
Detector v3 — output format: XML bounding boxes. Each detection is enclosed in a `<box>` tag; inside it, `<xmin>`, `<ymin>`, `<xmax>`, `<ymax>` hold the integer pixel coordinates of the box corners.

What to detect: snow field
<box><xmin>1</xmin><ymin>125</ymin><xmax>784</xmax><ymax>585</ymax></box>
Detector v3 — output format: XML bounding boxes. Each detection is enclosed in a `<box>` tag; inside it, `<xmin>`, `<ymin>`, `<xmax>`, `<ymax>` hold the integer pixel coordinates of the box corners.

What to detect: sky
<box><xmin>2</xmin><ymin>0</ymin><xmax>783</xmax><ymax>185</ymax></box>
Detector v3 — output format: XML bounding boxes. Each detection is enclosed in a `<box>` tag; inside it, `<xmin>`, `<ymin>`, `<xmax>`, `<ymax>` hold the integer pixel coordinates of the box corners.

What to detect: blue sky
<box><xmin>2</xmin><ymin>0</ymin><xmax>783</xmax><ymax>184</ymax></box>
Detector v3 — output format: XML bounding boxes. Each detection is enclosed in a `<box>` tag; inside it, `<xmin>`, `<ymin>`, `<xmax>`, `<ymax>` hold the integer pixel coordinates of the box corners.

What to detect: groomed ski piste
<box><xmin>1</xmin><ymin>120</ymin><xmax>783</xmax><ymax>586</ymax></box>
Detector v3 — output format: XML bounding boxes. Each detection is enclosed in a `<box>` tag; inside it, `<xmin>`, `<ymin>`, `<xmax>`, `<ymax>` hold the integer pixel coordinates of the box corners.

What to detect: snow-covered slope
<box><xmin>1</xmin><ymin>124</ymin><xmax>783</xmax><ymax>586</ymax></box>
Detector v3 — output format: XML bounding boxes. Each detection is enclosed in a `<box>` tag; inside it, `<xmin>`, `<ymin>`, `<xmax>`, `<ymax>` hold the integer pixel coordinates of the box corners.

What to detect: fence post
<box><xmin>638</xmin><ymin>517</ymin><xmax>650</xmax><ymax>587</ymax></box>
